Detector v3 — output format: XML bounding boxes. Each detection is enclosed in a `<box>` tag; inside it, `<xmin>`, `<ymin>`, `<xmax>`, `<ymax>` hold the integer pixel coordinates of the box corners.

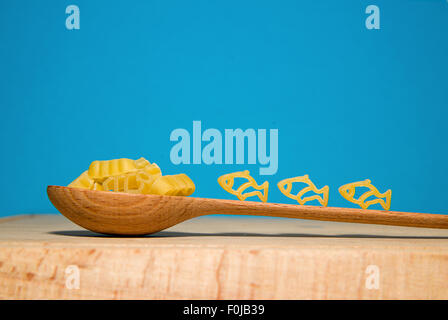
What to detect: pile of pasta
<box><xmin>68</xmin><ymin>157</ymin><xmax>195</xmax><ymax>196</ymax></box>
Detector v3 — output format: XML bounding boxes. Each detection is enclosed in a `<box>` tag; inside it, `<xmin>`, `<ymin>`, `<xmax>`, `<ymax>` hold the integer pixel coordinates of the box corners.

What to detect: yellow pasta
<box><xmin>88</xmin><ymin>158</ymin><xmax>138</xmax><ymax>181</ymax></box>
<box><xmin>68</xmin><ymin>171</ymin><xmax>104</xmax><ymax>191</ymax></box>
<box><xmin>136</xmin><ymin>171</ymin><xmax>161</xmax><ymax>194</ymax></box>
<box><xmin>141</xmin><ymin>162</ymin><xmax>162</xmax><ymax>176</ymax></box>
<box><xmin>147</xmin><ymin>174</ymin><xmax>195</xmax><ymax>196</ymax></box>
<box><xmin>92</xmin><ymin>182</ymin><xmax>104</xmax><ymax>191</ymax></box>
<box><xmin>339</xmin><ymin>179</ymin><xmax>391</xmax><ymax>210</ymax></box>
<box><xmin>102</xmin><ymin>172</ymin><xmax>138</xmax><ymax>192</ymax></box>
<box><xmin>102</xmin><ymin>170</ymin><xmax>160</xmax><ymax>194</ymax></box>
<box><xmin>277</xmin><ymin>175</ymin><xmax>329</xmax><ymax>206</ymax></box>
<box><xmin>69</xmin><ymin>156</ymin><xmax>195</xmax><ymax>197</ymax></box>
<box><xmin>68</xmin><ymin>171</ymin><xmax>95</xmax><ymax>190</ymax></box>
<box><xmin>217</xmin><ymin>170</ymin><xmax>268</xmax><ymax>202</ymax></box>
<box><xmin>134</xmin><ymin>157</ymin><xmax>150</xmax><ymax>169</ymax></box>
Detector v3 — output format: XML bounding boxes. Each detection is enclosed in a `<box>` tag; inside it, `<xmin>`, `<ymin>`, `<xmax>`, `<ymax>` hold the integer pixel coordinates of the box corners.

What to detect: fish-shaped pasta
<box><xmin>338</xmin><ymin>179</ymin><xmax>391</xmax><ymax>210</ymax></box>
<box><xmin>277</xmin><ymin>175</ymin><xmax>329</xmax><ymax>206</ymax></box>
<box><xmin>217</xmin><ymin>170</ymin><xmax>268</xmax><ymax>202</ymax></box>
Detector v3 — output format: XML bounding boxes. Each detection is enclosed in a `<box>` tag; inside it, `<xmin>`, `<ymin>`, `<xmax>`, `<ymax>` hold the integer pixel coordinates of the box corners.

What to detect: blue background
<box><xmin>1</xmin><ymin>0</ymin><xmax>447</xmax><ymax>217</ymax></box>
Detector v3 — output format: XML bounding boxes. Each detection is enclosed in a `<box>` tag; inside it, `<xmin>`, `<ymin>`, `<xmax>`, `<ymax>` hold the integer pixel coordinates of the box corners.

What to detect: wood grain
<box><xmin>48</xmin><ymin>185</ymin><xmax>448</xmax><ymax>236</ymax></box>
<box><xmin>1</xmin><ymin>214</ymin><xmax>448</xmax><ymax>299</ymax></box>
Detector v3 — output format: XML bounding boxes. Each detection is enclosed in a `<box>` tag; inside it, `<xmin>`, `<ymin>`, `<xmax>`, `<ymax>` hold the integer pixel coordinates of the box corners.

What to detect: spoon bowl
<box><xmin>47</xmin><ymin>185</ymin><xmax>448</xmax><ymax>235</ymax></box>
<box><xmin>47</xmin><ymin>185</ymin><xmax>204</xmax><ymax>235</ymax></box>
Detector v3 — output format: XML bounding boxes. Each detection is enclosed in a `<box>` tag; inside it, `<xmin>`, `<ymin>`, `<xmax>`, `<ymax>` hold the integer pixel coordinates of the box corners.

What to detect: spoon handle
<box><xmin>195</xmin><ymin>198</ymin><xmax>448</xmax><ymax>229</ymax></box>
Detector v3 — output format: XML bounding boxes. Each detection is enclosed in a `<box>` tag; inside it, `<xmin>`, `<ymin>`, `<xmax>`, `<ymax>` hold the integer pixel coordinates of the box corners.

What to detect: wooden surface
<box><xmin>48</xmin><ymin>186</ymin><xmax>448</xmax><ymax>236</ymax></box>
<box><xmin>1</xmin><ymin>214</ymin><xmax>448</xmax><ymax>299</ymax></box>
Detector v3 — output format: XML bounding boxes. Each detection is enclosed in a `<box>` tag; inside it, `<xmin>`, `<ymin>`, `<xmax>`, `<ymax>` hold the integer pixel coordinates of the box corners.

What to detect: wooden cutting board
<box><xmin>1</xmin><ymin>214</ymin><xmax>448</xmax><ymax>299</ymax></box>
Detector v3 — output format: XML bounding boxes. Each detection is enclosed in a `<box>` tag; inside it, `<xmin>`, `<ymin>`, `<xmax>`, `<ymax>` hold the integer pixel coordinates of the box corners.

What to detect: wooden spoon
<box><xmin>47</xmin><ymin>185</ymin><xmax>448</xmax><ymax>235</ymax></box>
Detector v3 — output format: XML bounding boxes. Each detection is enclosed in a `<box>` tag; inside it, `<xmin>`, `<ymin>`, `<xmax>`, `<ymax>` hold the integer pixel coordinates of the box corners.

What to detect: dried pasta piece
<box><xmin>338</xmin><ymin>179</ymin><xmax>391</xmax><ymax>210</ymax></box>
<box><xmin>102</xmin><ymin>170</ymin><xmax>160</xmax><ymax>193</ymax></box>
<box><xmin>142</xmin><ymin>163</ymin><xmax>162</xmax><ymax>176</ymax></box>
<box><xmin>132</xmin><ymin>157</ymin><xmax>162</xmax><ymax>178</ymax></box>
<box><xmin>68</xmin><ymin>171</ymin><xmax>95</xmax><ymax>190</ymax></box>
<box><xmin>135</xmin><ymin>171</ymin><xmax>160</xmax><ymax>194</ymax></box>
<box><xmin>102</xmin><ymin>173</ymin><xmax>138</xmax><ymax>192</ymax></box>
<box><xmin>134</xmin><ymin>156</ymin><xmax>162</xmax><ymax>176</ymax></box>
<box><xmin>102</xmin><ymin>162</ymin><xmax>161</xmax><ymax>193</ymax></box>
<box><xmin>92</xmin><ymin>182</ymin><xmax>104</xmax><ymax>191</ymax></box>
<box><xmin>277</xmin><ymin>175</ymin><xmax>329</xmax><ymax>206</ymax></box>
<box><xmin>134</xmin><ymin>157</ymin><xmax>150</xmax><ymax>169</ymax></box>
<box><xmin>88</xmin><ymin>158</ymin><xmax>138</xmax><ymax>181</ymax></box>
<box><xmin>68</xmin><ymin>157</ymin><xmax>193</xmax><ymax>197</ymax></box>
<box><xmin>68</xmin><ymin>171</ymin><xmax>104</xmax><ymax>191</ymax></box>
<box><xmin>217</xmin><ymin>170</ymin><xmax>268</xmax><ymax>202</ymax></box>
<box><xmin>147</xmin><ymin>174</ymin><xmax>195</xmax><ymax>196</ymax></box>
